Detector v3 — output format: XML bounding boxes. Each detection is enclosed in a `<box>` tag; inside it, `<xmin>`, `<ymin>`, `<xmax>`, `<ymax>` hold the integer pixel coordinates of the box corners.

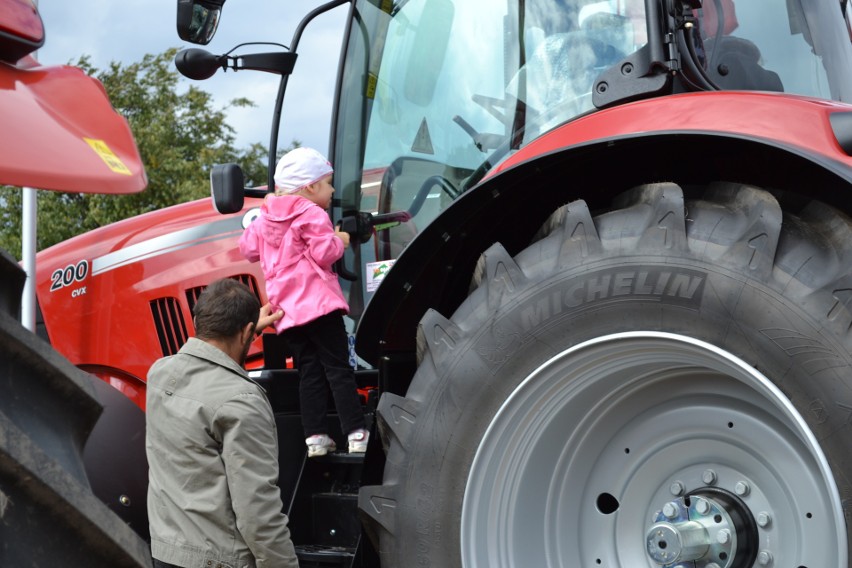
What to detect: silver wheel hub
<box><xmin>460</xmin><ymin>332</ymin><xmax>846</xmax><ymax>568</ymax></box>
<box><xmin>646</xmin><ymin>494</ymin><xmax>741</xmax><ymax>567</ymax></box>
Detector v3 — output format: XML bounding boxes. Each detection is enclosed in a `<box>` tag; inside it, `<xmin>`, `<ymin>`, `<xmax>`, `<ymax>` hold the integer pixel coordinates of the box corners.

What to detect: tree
<box><xmin>0</xmin><ymin>48</ymin><xmax>284</xmax><ymax>259</ymax></box>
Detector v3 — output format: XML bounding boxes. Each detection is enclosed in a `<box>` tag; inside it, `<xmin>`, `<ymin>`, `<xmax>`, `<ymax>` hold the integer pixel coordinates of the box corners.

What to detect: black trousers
<box><xmin>152</xmin><ymin>560</ymin><xmax>180</xmax><ymax>568</ymax></box>
<box><xmin>283</xmin><ymin>311</ymin><xmax>366</xmax><ymax>437</ymax></box>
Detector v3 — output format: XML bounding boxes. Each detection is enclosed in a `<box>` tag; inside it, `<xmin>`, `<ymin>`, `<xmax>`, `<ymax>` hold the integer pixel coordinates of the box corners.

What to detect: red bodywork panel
<box><xmin>493</xmin><ymin>91</ymin><xmax>852</xmax><ymax>177</ymax></box>
<box><xmin>35</xmin><ymin>196</ymin><xmax>267</xmax><ymax>409</ymax></box>
<box><xmin>0</xmin><ymin>0</ymin><xmax>43</xmax><ymax>44</ymax></box>
<box><xmin>0</xmin><ymin>0</ymin><xmax>44</xmax><ymax>62</ymax></box>
<box><xmin>0</xmin><ymin>59</ymin><xmax>146</xmax><ymax>193</ymax></box>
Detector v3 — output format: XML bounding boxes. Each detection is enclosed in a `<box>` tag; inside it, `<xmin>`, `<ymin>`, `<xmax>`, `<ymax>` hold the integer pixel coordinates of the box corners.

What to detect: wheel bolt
<box><xmin>702</xmin><ymin>469</ymin><xmax>717</xmax><ymax>485</ymax></box>
<box><xmin>670</xmin><ymin>481</ymin><xmax>685</xmax><ymax>496</ymax></box>
<box><xmin>757</xmin><ymin>512</ymin><xmax>771</xmax><ymax>528</ymax></box>
<box><xmin>757</xmin><ymin>550</ymin><xmax>773</xmax><ymax>565</ymax></box>
<box><xmin>694</xmin><ymin>497</ymin><xmax>710</xmax><ymax>515</ymax></box>
<box><xmin>662</xmin><ymin>502</ymin><xmax>679</xmax><ymax>519</ymax></box>
<box><xmin>735</xmin><ymin>481</ymin><xmax>750</xmax><ymax>496</ymax></box>
<box><xmin>716</xmin><ymin>529</ymin><xmax>731</xmax><ymax>544</ymax></box>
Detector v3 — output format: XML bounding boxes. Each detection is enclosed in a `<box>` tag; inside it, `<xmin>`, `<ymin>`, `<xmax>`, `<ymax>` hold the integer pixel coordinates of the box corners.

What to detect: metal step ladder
<box><xmin>251</xmin><ymin>359</ymin><xmax>379</xmax><ymax>568</ymax></box>
<box><xmin>292</xmin><ymin>450</ymin><xmax>366</xmax><ymax>567</ymax></box>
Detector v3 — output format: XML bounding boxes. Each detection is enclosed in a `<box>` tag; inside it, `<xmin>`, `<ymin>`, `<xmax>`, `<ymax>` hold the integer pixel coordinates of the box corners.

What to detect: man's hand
<box><xmin>257</xmin><ymin>303</ymin><xmax>284</xmax><ymax>334</ymax></box>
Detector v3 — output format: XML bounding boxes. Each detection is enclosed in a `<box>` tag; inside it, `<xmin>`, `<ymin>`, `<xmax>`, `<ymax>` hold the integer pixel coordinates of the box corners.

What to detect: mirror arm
<box><xmin>229</xmin><ymin>52</ymin><xmax>297</xmax><ymax>75</ymax></box>
<box><xmin>267</xmin><ymin>0</ymin><xmax>352</xmax><ymax>192</ymax></box>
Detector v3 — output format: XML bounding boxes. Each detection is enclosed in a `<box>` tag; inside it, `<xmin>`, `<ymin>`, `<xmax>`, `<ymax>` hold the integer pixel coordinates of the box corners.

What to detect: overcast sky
<box><xmin>36</xmin><ymin>0</ymin><xmax>348</xmax><ymax>155</ymax></box>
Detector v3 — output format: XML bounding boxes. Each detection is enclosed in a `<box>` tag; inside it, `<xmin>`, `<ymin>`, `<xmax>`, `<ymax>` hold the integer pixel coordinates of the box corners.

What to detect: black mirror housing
<box><xmin>210</xmin><ymin>163</ymin><xmax>245</xmax><ymax>214</ymax></box>
<box><xmin>177</xmin><ymin>0</ymin><xmax>225</xmax><ymax>45</ymax></box>
<box><xmin>175</xmin><ymin>48</ymin><xmax>225</xmax><ymax>80</ymax></box>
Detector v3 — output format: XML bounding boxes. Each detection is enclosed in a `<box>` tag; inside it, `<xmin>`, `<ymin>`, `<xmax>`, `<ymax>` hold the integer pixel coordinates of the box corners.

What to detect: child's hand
<box><xmin>334</xmin><ymin>228</ymin><xmax>351</xmax><ymax>248</ymax></box>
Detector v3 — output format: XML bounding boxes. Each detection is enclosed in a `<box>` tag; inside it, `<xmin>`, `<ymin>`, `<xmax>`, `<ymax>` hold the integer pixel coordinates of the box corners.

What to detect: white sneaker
<box><xmin>348</xmin><ymin>429</ymin><xmax>369</xmax><ymax>453</ymax></box>
<box><xmin>306</xmin><ymin>434</ymin><xmax>336</xmax><ymax>457</ymax></box>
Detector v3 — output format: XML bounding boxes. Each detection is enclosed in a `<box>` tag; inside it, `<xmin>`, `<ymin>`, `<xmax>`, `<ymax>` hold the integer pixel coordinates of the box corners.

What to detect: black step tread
<box><xmin>311</xmin><ymin>451</ymin><xmax>365</xmax><ymax>464</ymax></box>
<box><xmin>295</xmin><ymin>543</ymin><xmax>356</xmax><ymax>560</ymax></box>
<box><xmin>313</xmin><ymin>491</ymin><xmax>359</xmax><ymax>498</ymax></box>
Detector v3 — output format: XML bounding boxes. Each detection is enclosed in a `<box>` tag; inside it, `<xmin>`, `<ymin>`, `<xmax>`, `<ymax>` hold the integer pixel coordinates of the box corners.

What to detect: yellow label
<box><xmin>84</xmin><ymin>138</ymin><xmax>133</xmax><ymax>176</ymax></box>
<box><xmin>366</xmin><ymin>73</ymin><xmax>378</xmax><ymax>99</ymax></box>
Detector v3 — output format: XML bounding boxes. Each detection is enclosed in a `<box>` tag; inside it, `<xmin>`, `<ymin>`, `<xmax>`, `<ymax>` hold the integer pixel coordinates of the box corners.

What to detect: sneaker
<box><xmin>348</xmin><ymin>429</ymin><xmax>369</xmax><ymax>453</ymax></box>
<box><xmin>306</xmin><ymin>434</ymin><xmax>336</xmax><ymax>457</ymax></box>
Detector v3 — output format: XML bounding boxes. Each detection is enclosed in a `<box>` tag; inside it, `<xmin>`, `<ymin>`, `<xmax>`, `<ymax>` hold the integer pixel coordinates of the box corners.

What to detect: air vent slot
<box><xmin>150</xmin><ymin>297</ymin><xmax>189</xmax><ymax>356</ymax></box>
<box><xmin>185</xmin><ymin>274</ymin><xmax>263</xmax><ymax>316</ymax></box>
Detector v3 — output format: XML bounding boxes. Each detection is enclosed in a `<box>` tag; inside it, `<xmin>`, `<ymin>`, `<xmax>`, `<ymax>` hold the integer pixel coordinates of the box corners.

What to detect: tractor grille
<box><xmin>150</xmin><ymin>297</ymin><xmax>189</xmax><ymax>356</ymax></box>
<box><xmin>185</xmin><ymin>274</ymin><xmax>263</xmax><ymax>316</ymax></box>
<box><xmin>150</xmin><ymin>276</ymin><xmax>261</xmax><ymax>357</ymax></box>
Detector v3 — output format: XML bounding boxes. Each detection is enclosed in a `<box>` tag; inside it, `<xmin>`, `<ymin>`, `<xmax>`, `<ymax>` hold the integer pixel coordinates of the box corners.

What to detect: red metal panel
<box><xmin>492</xmin><ymin>92</ymin><xmax>852</xmax><ymax>177</ymax></box>
<box><xmin>0</xmin><ymin>61</ymin><xmax>146</xmax><ymax>193</ymax></box>
<box><xmin>0</xmin><ymin>0</ymin><xmax>44</xmax><ymax>54</ymax></box>
<box><xmin>35</xmin><ymin>196</ymin><xmax>268</xmax><ymax>384</ymax></box>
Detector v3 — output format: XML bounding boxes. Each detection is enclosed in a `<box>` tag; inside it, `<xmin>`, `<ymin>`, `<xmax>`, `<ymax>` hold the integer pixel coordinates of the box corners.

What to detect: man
<box><xmin>146</xmin><ymin>278</ymin><xmax>299</xmax><ymax>568</ymax></box>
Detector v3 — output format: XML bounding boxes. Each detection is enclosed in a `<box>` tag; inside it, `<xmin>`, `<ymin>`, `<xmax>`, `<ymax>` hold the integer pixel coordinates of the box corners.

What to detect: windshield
<box><xmin>331</xmin><ymin>0</ymin><xmax>646</xmax><ymax>314</ymax></box>
<box><xmin>329</xmin><ymin>0</ymin><xmax>852</xmax><ymax>321</ymax></box>
<box><xmin>695</xmin><ymin>0</ymin><xmax>852</xmax><ymax>99</ymax></box>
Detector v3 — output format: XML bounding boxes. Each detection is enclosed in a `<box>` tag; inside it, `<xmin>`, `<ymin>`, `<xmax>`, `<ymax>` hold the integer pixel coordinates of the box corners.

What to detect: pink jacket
<box><xmin>239</xmin><ymin>195</ymin><xmax>348</xmax><ymax>332</ymax></box>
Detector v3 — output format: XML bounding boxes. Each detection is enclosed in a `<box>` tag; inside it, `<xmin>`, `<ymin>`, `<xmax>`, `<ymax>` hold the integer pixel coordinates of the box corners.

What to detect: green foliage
<box><xmin>0</xmin><ymin>48</ymin><xmax>299</xmax><ymax>259</ymax></box>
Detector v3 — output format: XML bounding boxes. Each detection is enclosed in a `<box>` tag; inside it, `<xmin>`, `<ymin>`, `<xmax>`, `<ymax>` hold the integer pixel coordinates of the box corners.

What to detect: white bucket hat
<box><xmin>273</xmin><ymin>147</ymin><xmax>333</xmax><ymax>194</ymax></box>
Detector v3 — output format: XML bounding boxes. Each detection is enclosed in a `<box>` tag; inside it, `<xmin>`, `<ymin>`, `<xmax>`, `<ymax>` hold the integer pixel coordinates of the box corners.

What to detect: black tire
<box><xmin>359</xmin><ymin>182</ymin><xmax>852</xmax><ymax>567</ymax></box>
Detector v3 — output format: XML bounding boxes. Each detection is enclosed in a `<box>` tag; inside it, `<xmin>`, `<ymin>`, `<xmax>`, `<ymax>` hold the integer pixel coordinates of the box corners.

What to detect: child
<box><xmin>239</xmin><ymin>147</ymin><xmax>368</xmax><ymax>457</ymax></box>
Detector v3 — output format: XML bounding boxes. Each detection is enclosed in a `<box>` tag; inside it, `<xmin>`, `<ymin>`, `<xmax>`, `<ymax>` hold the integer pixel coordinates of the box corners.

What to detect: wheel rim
<box><xmin>460</xmin><ymin>332</ymin><xmax>846</xmax><ymax>567</ymax></box>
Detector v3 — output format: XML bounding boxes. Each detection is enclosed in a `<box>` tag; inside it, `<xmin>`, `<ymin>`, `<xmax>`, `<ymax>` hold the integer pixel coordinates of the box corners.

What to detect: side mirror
<box><xmin>175</xmin><ymin>48</ymin><xmax>298</xmax><ymax>80</ymax></box>
<box><xmin>210</xmin><ymin>163</ymin><xmax>245</xmax><ymax>214</ymax></box>
<box><xmin>176</xmin><ymin>0</ymin><xmax>226</xmax><ymax>45</ymax></box>
<box><xmin>175</xmin><ymin>48</ymin><xmax>225</xmax><ymax>80</ymax></box>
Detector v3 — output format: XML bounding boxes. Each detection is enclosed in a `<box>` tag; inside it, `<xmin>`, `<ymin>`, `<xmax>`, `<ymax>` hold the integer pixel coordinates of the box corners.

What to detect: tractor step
<box><xmin>311</xmin><ymin>450</ymin><xmax>366</xmax><ymax>464</ymax></box>
<box><xmin>295</xmin><ymin>544</ymin><xmax>356</xmax><ymax>567</ymax></box>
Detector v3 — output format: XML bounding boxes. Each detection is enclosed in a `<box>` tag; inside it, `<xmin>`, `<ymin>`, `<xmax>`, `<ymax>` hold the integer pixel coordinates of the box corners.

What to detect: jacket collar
<box><xmin>179</xmin><ymin>337</ymin><xmax>267</xmax><ymax>392</ymax></box>
<box><xmin>180</xmin><ymin>337</ymin><xmax>248</xmax><ymax>378</ymax></box>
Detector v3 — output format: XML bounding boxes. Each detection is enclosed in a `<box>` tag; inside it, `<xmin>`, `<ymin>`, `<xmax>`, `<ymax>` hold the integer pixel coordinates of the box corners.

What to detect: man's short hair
<box><xmin>193</xmin><ymin>279</ymin><xmax>260</xmax><ymax>340</ymax></box>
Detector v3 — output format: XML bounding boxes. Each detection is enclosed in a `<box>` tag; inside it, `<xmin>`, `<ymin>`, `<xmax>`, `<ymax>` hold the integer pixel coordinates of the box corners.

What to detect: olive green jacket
<box><xmin>146</xmin><ymin>337</ymin><xmax>299</xmax><ymax>568</ymax></box>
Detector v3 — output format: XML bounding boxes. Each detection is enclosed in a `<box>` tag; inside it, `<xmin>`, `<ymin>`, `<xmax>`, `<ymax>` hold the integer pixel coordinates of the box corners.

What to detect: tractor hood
<box><xmin>35</xmin><ymin>196</ymin><xmax>265</xmax><ymax>384</ymax></box>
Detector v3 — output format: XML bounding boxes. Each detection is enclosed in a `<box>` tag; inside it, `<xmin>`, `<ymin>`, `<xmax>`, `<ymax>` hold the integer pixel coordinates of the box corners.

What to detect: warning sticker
<box><xmin>411</xmin><ymin>118</ymin><xmax>434</xmax><ymax>155</ymax></box>
<box><xmin>366</xmin><ymin>73</ymin><xmax>378</xmax><ymax>100</ymax></box>
<box><xmin>84</xmin><ymin>138</ymin><xmax>132</xmax><ymax>175</ymax></box>
<box><xmin>366</xmin><ymin>259</ymin><xmax>396</xmax><ymax>292</ymax></box>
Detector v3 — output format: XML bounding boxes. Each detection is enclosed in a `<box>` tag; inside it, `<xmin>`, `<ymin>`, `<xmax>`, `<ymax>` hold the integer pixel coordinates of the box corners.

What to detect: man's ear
<box><xmin>241</xmin><ymin>321</ymin><xmax>256</xmax><ymax>342</ymax></box>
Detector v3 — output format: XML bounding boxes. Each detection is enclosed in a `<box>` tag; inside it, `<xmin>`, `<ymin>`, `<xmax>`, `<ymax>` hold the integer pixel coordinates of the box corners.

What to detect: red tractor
<box><xmin>34</xmin><ymin>0</ymin><xmax>852</xmax><ymax>566</ymax></box>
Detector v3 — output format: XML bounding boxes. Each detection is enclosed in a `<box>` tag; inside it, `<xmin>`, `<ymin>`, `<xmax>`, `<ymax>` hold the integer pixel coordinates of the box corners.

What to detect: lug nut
<box><xmin>757</xmin><ymin>550</ymin><xmax>773</xmax><ymax>565</ymax></box>
<box><xmin>694</xmin><ymin>497</ymin><xmax>710</xmax><ymax>515</ymax></box>
<box><xmin>670</xmin><ymin>481</ymin><xmax>685</xmax><ymax>496</ymax></box>
<box><xmin>662</xmin><ymin>502</ymin><xmax>679</xmax><ymax>519</ymax></box>
<box><xmin>757</xmin><ymin>512</ymin><xmax>771</xmax><ymax>528</ymax></box>
<box><xmin>716</xmin><ymin>529</ymin><xmax>731</xmax><ymax>544</ymax></box>
<box><xmin>702</xmin><ymin>469</ymin><xmax>717</xmax><ymax>485</ymax></box>
<box><xmin>735</xmin><ymin>481</ymin><xmax>750</xmax><ymax>496</ymax></box>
